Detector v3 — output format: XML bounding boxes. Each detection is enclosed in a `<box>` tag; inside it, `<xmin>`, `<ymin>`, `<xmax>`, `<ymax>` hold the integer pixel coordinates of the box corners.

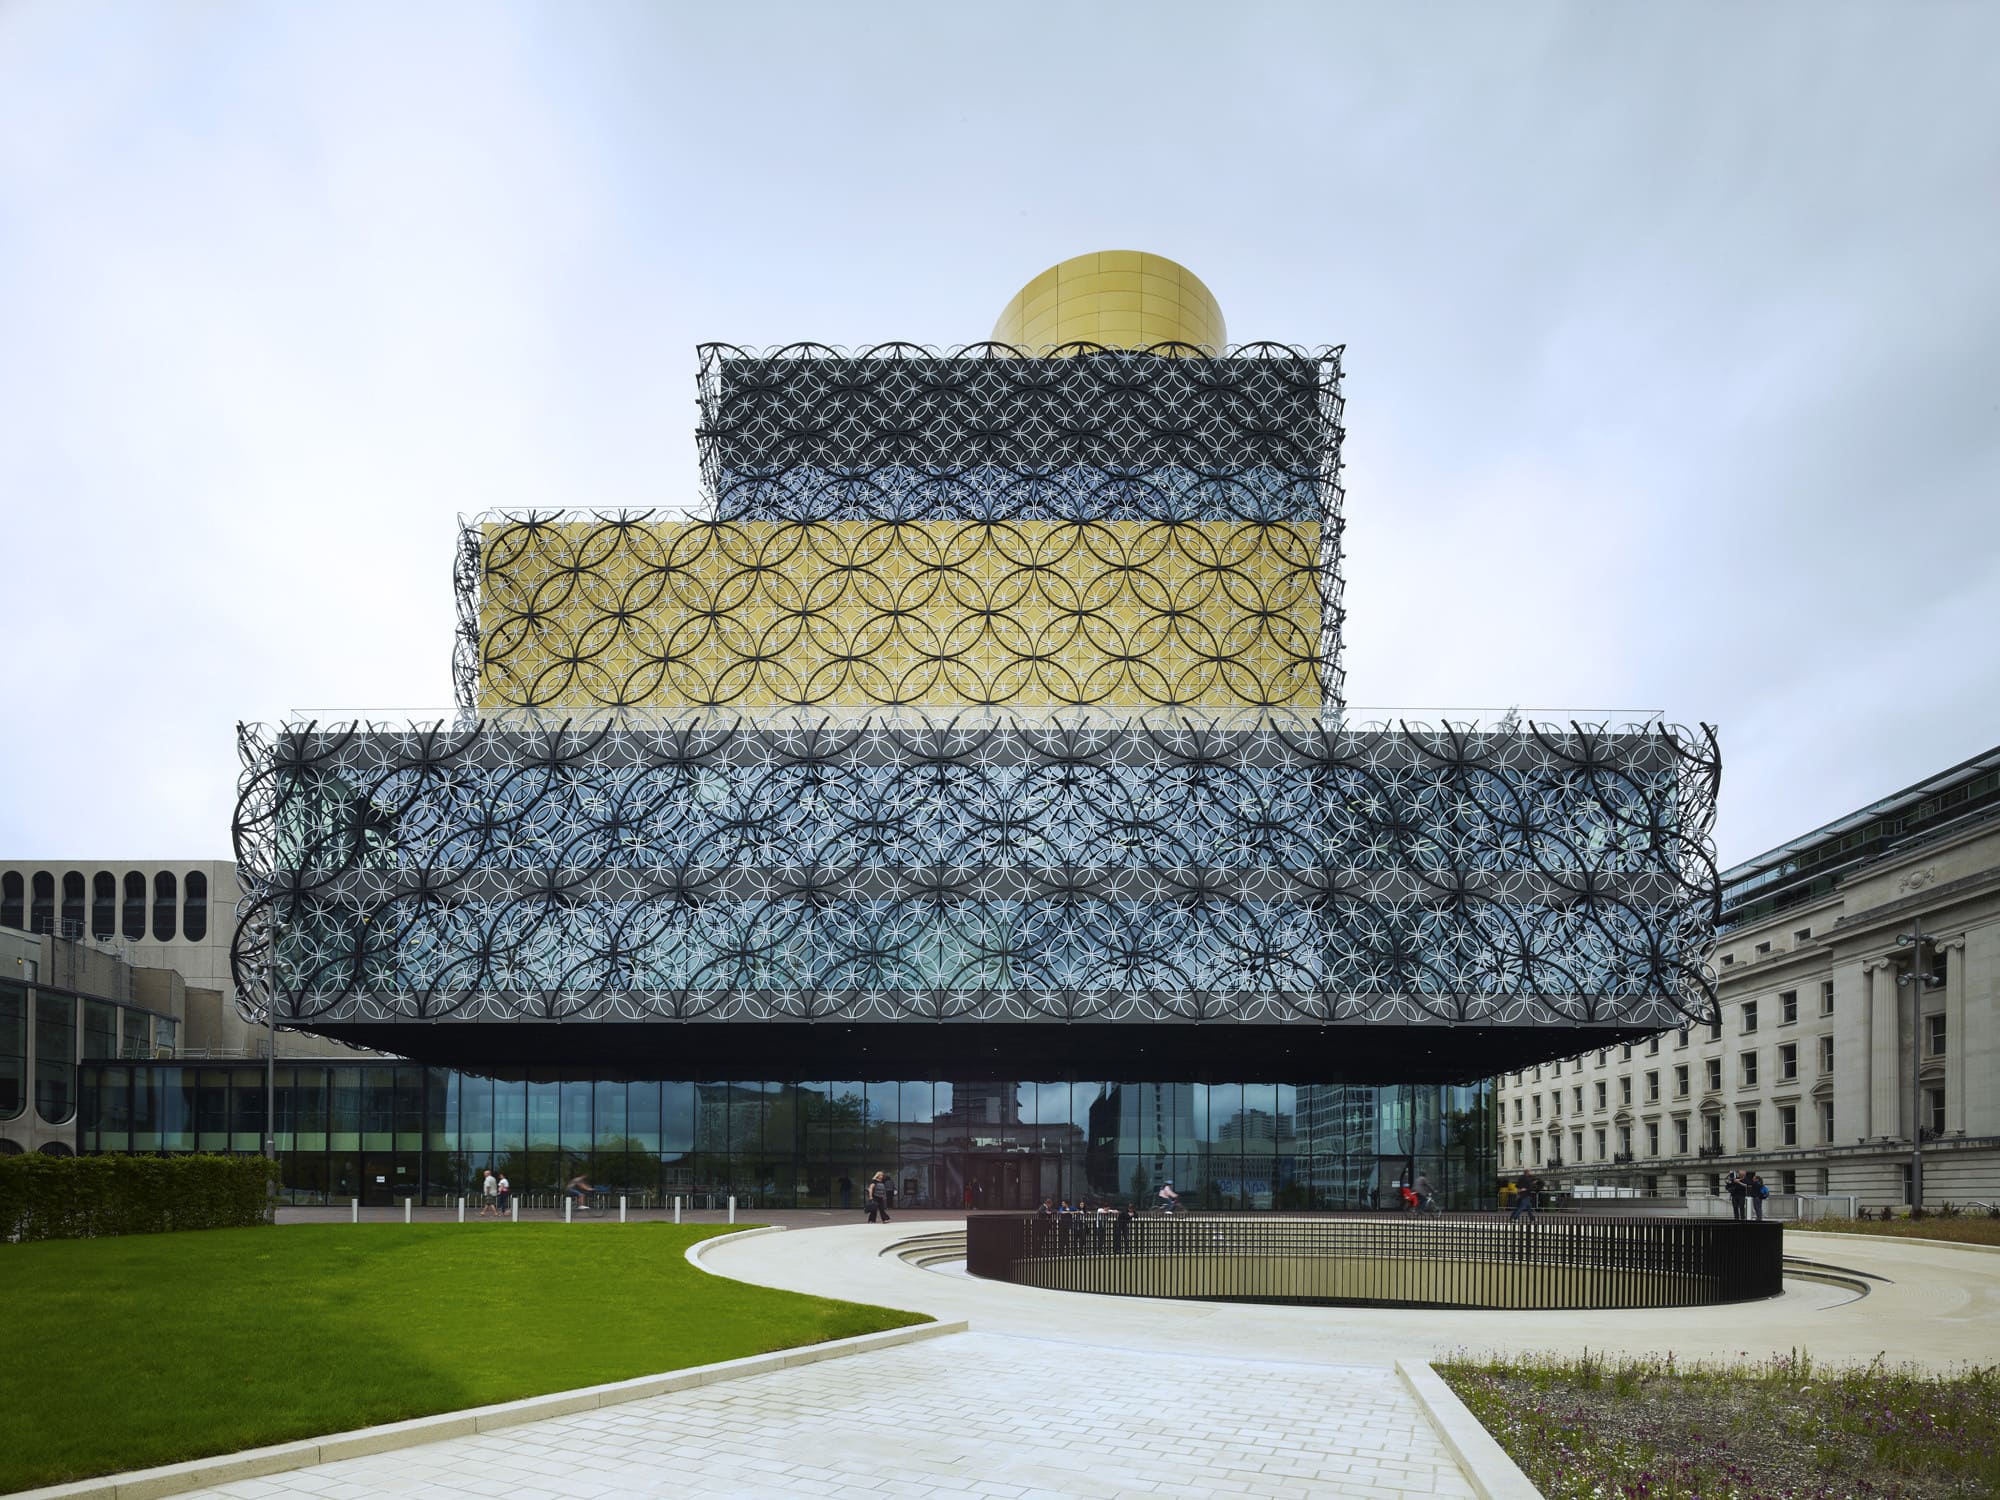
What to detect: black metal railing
<box><xmin>965</xmin><ymin>1213</ymin><xmax>1782</xmax><ymax>1310</ymax></box>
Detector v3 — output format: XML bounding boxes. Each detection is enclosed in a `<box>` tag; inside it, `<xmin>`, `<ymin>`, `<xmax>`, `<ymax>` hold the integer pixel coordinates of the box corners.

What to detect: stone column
<box><xmin>1938</xmin><ymin>936</ymin><xmax>1967</xmax><ymax>1135</ymax></box>
<box><xmin>1831</xmin><ymin>957</ymin><xmax>1870</xmax><ymax>1150</ymax></box>
<box><xmin>1866</xmin><ymin>957</ymin><xmax>1901</xmax><ymax>1140</ymax></box>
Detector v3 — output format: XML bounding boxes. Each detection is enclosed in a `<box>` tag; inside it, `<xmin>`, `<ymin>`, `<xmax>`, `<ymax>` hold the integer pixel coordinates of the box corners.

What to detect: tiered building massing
<box><xmin>82</xmin><ymin>252</ymin><xmax>1724</xmax><ymax>1209</ymax></box>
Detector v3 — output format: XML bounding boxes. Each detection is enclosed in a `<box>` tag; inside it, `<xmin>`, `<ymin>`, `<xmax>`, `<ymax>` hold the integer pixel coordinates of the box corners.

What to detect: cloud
<box><xmin>0</xmin><ymin>1</ymin><xmax>1994</xmax><ymax>871</ymax></box>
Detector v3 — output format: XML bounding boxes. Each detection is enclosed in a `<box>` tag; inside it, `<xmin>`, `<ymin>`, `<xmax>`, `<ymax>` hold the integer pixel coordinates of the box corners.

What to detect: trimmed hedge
<box><xmin>0</xmin><ymin>1154</ymin><xmax>278</xmax><ymax>1242</ymax></box>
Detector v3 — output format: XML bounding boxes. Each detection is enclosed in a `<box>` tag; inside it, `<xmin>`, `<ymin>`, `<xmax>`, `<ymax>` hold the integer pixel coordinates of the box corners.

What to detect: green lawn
<box><xmin>0</xmin><ymin>1224</ymin><xmax>924</xmax><ymax>1494</ymax></box>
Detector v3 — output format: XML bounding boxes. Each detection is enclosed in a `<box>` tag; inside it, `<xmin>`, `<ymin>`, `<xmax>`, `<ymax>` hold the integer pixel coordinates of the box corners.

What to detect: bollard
<box><xmin>564</xmin><ymin>1197</ymin><xmax>572</xmax><ymax>1224</ymax></box>
<box><xmin>511</xmin><ymin>1197</ymin><xmax>519</xmax><ymax>1224</ymax></box>
<box><xmin>619</xmin><ymin>1195</ymin><xmax>627</xmax><ymax>1224</ymax></box>
<box><xmin>404</xmin><ymin>1198</ymin><xmax>412</xmax><ymax>1225</ymax></box>
<box><xmin>673</xmin><ymin>1196</ymin><xmax>681</xmax><ymax>1224</ymax></box>
<box><xmin>351</xmin><ymin>1198</ymin><xmax>359</xmax><ymax>1224</ymax></box>
<box><xmin>457</xmin><ymin>1196</ymin><xmax>465</xmax><ymax>1223</ymax></box>
<box><xmin>728</xmin><ymin>1194</ymin><xmax>736</xmax><ymax>1224</ymax></box>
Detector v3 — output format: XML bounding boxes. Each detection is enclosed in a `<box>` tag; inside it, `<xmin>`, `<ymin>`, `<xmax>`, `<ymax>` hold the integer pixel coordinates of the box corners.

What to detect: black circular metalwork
<box><xmin>231</xmin><ymin>713</ymin><xmax>1720</xmax><ymax>1033</ymax></box>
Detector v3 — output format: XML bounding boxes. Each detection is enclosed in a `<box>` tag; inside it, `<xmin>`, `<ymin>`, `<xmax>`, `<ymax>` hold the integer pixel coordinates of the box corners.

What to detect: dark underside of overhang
<box><xmin>298</xmin><ymin>1021</ymin><xmax>1658</xmax><ymax>1085</ymax></box>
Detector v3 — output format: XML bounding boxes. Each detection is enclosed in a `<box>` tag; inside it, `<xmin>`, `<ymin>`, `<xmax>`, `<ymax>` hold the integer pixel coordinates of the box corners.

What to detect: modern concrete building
<box><xmin>0</xmin><ymin>860</ymin><xmax>239</xmax><ymax>1004</ymax></box>
<box><xmin>2</xmin><ymin>926</ymin><xmax>193</xmax><ymax>1156</ymax></box>
<box><xmin>1496</xmin><ymin>743</ymin><xmax>2000</xmax><ymax>1209</ymax></box>
<box><xmin>0</xmin><ymin>859</ymin><xmax>382</xmax><ymax>1157</ymax></box>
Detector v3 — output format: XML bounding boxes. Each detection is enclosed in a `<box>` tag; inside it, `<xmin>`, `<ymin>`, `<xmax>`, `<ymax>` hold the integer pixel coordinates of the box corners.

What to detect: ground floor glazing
<box><xmin>77</xmin><ymin>1063</ymin><xmax>1494</xmax><ymax>1212</ymax></box>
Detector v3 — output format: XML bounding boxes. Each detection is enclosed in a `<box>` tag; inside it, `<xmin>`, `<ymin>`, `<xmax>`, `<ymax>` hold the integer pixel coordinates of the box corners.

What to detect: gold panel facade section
<box><xmin>991</xmin><ymin>250</ymin><xmax>1226</xmax><ymax>354</ymax></box>
<box><xmin>478</xmin><ymin>518</ymin><xmax>1322</xmax><ymax>710</ymax></box>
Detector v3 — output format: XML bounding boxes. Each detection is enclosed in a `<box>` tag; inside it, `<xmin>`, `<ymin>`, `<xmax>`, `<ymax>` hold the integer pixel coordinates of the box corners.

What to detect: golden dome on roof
<box><xmin>992</xmin><ymin>250</ymin><xmax>1225</xmax><ymax>353</ymax></box>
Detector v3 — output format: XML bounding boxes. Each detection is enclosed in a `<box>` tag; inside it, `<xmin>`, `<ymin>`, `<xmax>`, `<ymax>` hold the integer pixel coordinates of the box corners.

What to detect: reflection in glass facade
<box><xmin>80</xmin><ymin>1063</ymin><xmax>1492</xmax><ymax>1212</ymax></box>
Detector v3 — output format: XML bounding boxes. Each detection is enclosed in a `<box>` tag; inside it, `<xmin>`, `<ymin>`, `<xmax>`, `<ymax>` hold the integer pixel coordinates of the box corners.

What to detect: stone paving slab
<box><xmin>705</xmin><ymin>1220</ymin><xmax>2000</xmax><ymax>1372</ymax></box>
<box><xmin>176</xmin><ymin>1332</ymin><xmax>1471</xmax><ymax>1500</ymax></box>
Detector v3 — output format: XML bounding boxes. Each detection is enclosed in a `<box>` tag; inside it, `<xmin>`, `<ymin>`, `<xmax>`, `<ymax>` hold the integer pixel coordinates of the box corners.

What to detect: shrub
<box><xmin>0</xmin><ymin>1154</ymin><xmax>278</xmax><ymax>1242</ymax></box>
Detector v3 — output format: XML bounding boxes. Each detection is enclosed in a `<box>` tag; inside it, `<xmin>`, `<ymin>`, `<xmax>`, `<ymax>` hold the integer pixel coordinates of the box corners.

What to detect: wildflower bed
<box><xmin>1436</xmin><ymin>1352</ymin><xmax>1999</xmax><ymax>1499</ymax></box>
<box><xmin>1789</xmin><ymin>1216</ymin><xmax>2000</xmax><ymax>1247</ymax></box>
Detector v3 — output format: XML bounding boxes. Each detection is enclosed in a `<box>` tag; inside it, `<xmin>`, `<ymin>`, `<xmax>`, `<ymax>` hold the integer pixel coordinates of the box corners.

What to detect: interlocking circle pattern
<box><xmin>231</xmin><ymin>713</ymin><xmax>1720</xmax><ymax>1030</ymax></box>
<box><xmin>237</xmin><ymin>342</ymin><xmax>1722</xmax><ymax>1043</ymax></box>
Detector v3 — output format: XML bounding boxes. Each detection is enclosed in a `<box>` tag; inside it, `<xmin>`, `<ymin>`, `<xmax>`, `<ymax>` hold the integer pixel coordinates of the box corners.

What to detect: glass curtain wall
<box><xmin>79</xmin><ymin>1064</ymin><xmax>1495</xmax><ymax>1211</ymax></box>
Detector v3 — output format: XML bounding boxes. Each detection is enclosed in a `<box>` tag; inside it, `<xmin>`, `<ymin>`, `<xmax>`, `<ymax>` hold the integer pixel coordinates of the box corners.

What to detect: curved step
<box><xmin>884</xmin><ymin>1230</ymin><xmax>967</xmax><ymax>1267</ymax></box>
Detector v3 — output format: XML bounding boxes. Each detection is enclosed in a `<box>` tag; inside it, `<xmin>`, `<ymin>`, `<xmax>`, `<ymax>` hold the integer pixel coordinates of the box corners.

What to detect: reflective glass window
<box><xmin>83</xmin><ymin>1000</ymin><xmax>118</xmax><ymax>1060</ymax></box>
<box><xmin>362</xmin><ymin>1069</ymin><xmax>397</xmax><ymax>1148</ymax></box>
<box><xmin>195</xmin><ymin>1068</ymin><xmax>230</xmax><ymax>1148</ymax></box>
<box><xmin>329</xmin><ymin>1066</ymin><xmax>362</xmax><ymax>1148</ymax></box>
<box><xmin>123</xmin><ymin>872</ymin><xmax>146</xmax><ymax>939</ymax></box>
<box><xmin>34</xmin><ymin>991</ymin><xmax>76</xmax><ymax>1124</ymax></box>
<box><xmin>231</xmin><ymin>1070</ymin><xmax>266</xmax><ymax>1152</ymax></box>
<box><xmin>560</xmin><ymin>1079</ymin><xmax>592</xmax><ymax>1155</ymax></box>
<box><xmin>493</xmin><ymin>1075</ymin><xmax>527</xmax><ymax>1157</ymax></box>
<box><xmin>183</xmin><ymin>871</ymin><xmax>208</xmax><ymax>942</ymax></box>
<box><xmin>152</xmin><ymin>871</ymin><xmax>178</xmax><ymax>942</ymax></box>
<box><xmin>92</xmin><ymin>872</ymin><xmax>116</xmax><ymax>939</ymax></box>
<box><xmin>130</xmin><ymin>1064</ymin><xmax>161</xmax><ymax>1150</ymax></box>
<box><xmin>159</xmin><ymin>1067</ymin><xmax>195</xmax><ymax>1150</ymax></box>
<box><xmin>457</xmin><ymin>1072</ymin><xmax>493</xmax><ymax>1160</ymax></box>
<box><xmin>422</xmin><ymin>1068</ymin><xmax>452</xmax><ymax>1156</ymax></box>
<box><xmin>61</xmin><ymin>871</ymin><xmax>85</xmax><ymax>938</ymax></box>
<box><xmin>0</xmin><ymin>982</ymin><xmax>24</xmax><ymax>1120</ymax></box>
<box><xmin>527</xmin><ymin>1079</ymin><xmax>560</xmax><ymax>1151</ymax></box>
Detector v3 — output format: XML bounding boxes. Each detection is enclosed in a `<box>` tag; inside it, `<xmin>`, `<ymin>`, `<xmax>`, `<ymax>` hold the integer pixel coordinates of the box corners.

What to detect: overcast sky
<box><xmin>1</xmin><ymin>2</ymin><xmax>1995</xmax><ymax>870</ymax></box>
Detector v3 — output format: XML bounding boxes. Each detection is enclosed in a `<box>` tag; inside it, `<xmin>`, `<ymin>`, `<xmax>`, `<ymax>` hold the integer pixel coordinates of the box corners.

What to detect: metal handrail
<box><xmin>967</xmin><ymin>1213</ymin><xmax>1783</xmax><ymax>1310</ymax></box>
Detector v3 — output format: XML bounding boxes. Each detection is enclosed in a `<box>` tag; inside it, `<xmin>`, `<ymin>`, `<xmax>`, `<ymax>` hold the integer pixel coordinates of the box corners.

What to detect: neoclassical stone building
<box><xmin>1498</xmin><ymin>743</ymin><xmax>2000</xmax><ymax>1210</ymax></box>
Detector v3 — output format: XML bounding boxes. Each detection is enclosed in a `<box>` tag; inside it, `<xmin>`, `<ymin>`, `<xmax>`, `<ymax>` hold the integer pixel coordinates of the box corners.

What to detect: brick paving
<box><xmin>181</xmin><ymin>1332</ymin><xmax>1468</xmax><ymax>1499</ymax></box>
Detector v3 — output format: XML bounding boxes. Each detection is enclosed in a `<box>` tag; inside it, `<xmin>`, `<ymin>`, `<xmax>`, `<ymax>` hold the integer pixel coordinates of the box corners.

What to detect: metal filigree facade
<box><xmin>232</xmin><ymin>712</ymin><xmax>1719</xmax><ymax>1032</ymax></box>
<box><xmin>463</xmin><ymin>514</ymin><xmax>1327</xmax><ymax>712</ymax></box>
<box><xmin>242</xmin><ymin>335</ymin><xmax>1720</xmax><ymax>1076</ymax></box>
<box><xmin>453</xmin><ymin>344</ymin><xmax>1346</xmax><ymax>714</ymax></box>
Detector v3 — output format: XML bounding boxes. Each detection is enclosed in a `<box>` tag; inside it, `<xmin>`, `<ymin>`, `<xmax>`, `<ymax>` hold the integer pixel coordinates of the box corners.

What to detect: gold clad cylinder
<box><xmin>991</xmin><ymin>250</ymin><xmax>1226</xmax><ymax>353</ymax></box>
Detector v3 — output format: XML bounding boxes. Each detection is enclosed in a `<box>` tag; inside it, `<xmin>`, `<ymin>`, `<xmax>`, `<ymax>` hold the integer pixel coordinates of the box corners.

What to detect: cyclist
<box><xmin>1157</xmin><ymin>1180</ymin><xmax>1183</xmax><ymax>1216</ymax></box>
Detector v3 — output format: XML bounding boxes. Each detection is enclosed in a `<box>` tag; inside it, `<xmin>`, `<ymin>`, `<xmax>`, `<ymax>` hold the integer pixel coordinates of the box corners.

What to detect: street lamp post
<box><xmin>262</xmin><ymin>942</ymin><xmax>277</xmax><ymax>1163</ymax></box>
<box><xmin>1895</xmin><ymin>922</ymin><xmax>1945</xmax><ymax>1209</ymax></box>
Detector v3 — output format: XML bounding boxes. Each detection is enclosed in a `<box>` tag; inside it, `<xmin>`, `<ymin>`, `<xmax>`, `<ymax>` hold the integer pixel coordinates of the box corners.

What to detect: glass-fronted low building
<box><xmin>80</xmin><ymin>252</ymin><xmax>1720</xmax><ymax>1209</ymax></box>
<box><xmin>77</xmin><ymin>1066</ymin><xmax>1486</xmax><ymax>1211</ymax></box>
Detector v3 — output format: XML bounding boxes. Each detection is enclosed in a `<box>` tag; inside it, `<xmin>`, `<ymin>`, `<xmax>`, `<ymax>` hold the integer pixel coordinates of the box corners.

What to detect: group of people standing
<box><xmin>1036</xmin><ymin>1197</ymin><xmax>1136</xmax><ymax>1253</ymax></box>
<box><xmin>1725</xmin><ymin>1170</ymin><xmax>1771</xmax><ymax>1220</ymax></box>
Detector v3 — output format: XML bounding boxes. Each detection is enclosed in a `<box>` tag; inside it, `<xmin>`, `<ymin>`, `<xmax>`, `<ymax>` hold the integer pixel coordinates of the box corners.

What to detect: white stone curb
<box><xmin>21</xmin><ymin>1227</ymin><xmax>962</xmax><ymax>1500</ymax></box>
<box><xmin>1397</xmin><ymin>1358</ymin><xmax>1544</xmax><ymax>1500</ymax></box>
<box><xmin>1789</xmin><ymin>1229</ymin><xmax>2000</xmax><ymax>1255</ymax></box>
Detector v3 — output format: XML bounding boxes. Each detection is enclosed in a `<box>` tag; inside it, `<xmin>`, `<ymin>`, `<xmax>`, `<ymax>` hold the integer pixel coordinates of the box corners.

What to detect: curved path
<box><xmin>703</xmin><ymin>1222</ymin><xmax>2000</xmax><ymax>1371</ymax></box>
<box><xmin>164</xmin><ymin>1225</ymin><xmax>1996</xmax><ymax>1500</ymax></box>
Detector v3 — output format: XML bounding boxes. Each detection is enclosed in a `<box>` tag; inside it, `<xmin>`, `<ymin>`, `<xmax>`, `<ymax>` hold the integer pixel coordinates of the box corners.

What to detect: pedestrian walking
<box><xmin>1511</xmin><ymin>1172</ymin><xmax>1538</xmax><ymax>1222</ymax></box>
<box><xmin>1749</xmin><ymin>1171</ymin><xmax>1768</xmax><ymax>1221</ymax></box>
<box><xmin>1725</xmin><ymin>1170</ymin><xmax>1748</xmax><ymax>1221</ymax></box>
<box><xmin>866</xmin><ymin>1171</ymin><xmax>893</xmax><ymax>1223</ymax></box>
<box><xmin>480</xmin><ymin>1168</ymin><xmax>498</xmax><ymax>1217</ymax></box>
<box><xmin>496</xmin><ymin>1174</ymin><xmax>511</xmax><ymax>1215</ymax></box>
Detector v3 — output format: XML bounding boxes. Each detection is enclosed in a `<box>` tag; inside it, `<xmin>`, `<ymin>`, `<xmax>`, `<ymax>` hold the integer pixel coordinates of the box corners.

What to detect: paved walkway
<box><xmin>167</xmin><ymin>1222</ymin><xmax>1999</xmax><ymax>1500</ymax></box>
